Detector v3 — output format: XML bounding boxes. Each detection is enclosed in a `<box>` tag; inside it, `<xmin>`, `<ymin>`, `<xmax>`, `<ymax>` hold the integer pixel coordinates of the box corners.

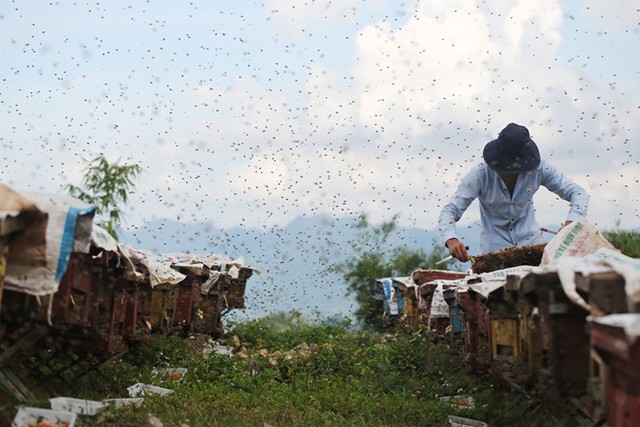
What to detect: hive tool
<box><xmin>435</xmin><ymin>246</ymin><xmax>469</xmax><ymax>266</ymax></box>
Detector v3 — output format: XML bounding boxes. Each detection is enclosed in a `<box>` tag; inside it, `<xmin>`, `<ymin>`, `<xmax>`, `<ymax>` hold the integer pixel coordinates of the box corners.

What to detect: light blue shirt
<box><xmin>438</xmin><ymin>158</ymin><xmax>590</xmax><ymax>254</ymax></box>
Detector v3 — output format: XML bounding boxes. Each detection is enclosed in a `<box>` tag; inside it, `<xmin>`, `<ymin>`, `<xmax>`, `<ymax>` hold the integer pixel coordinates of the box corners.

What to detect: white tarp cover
<box><xmin>428</xmin><ymin>280</ymin><xmax>451</xmax><ymax>319</ymax></box>
<box><xmin>1</xmin><ymin>185</ymin><xmax>39</xmax><ymax>241</ymax></box>
<box><xmin>168</xmin><ymin>253</ymin><xmax>256</xmax><ymax>281</ymax></box>
<box><xmin>466</xmin><ymin>221</ymin><xmax>639</xmax><ymax>310</ymax></box>
<box><xmin>445</xmin><ymin>255</ymin><xmax>636</xmax><ymax>312</ymax></box>
<box><xmin>91</xmin><ymin>224</ymin><xmax>119</xmax><ymax>253</ymax></box>
<box><xmin>3</xmin><ymin>188</ymin><xmax>95</xmax><ymax>296</ymax></box>
<box><xmin>413</xmin><ymin>266</ymin><xmax>545</xmax><ymax>301</ymax></box>
<box><xmin>592</xmin><ymin>313</ymin><xmax>640</xmax><ymax>342</ymax></box>
<box><xmin>91</xmin><ymin>227</ymin><xmax>256</xmax><ymax>291</ymax></box>
<box><xmin>118</xmin><ymin>246</ymin><xmax>186</xmax><ymax>287</ymax></box>
<box><xmin>546</xmin><ymin>248</ymin><xmax>640</xmax><ymax>310</ymax></box>
<box><xmin>461</xmin><ymin>219</ymin><xmax>617</xmax><ymax>302</ymax></box>
<box><xmin>588</xmin><ymin>247</ymin><xmax>640</xmax><ymax>303</ymax></box>
<box><xmin>90</xmin><ymin>226</ymin><xmax>144</xmax><ymax>283</ymax></box>
<box><xmin>377</xmin><ymin>278</ymin><xmax>402</xmax><ymax>316</ymax></box>
<box><xmin>540</xmin><ymin>220</ymin><xmax>640</xmax><ymax>308</ymax></box>
<box><xmin>118</xmin><ymin>247</ymin><xmax>254</xmax><ymax>292</ymax></box>
<box><xmin>392</xmin><ymin>276</ymin><xmax>413</xmax><ymax>289</ymax></box>
<box><xmin>0</xmin><ymin>183</ymin><xmax>39</xmax><ymax>214</ymax></box>
<box><xmin>468</xmin><ymin>265</ymin><xmax>541</xmax><ymax>298</ymax></box>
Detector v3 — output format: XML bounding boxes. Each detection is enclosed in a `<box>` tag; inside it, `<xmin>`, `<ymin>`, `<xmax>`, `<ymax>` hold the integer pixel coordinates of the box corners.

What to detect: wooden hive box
<box><xmin>471</xmin><ymin>243</ymin><xmax>547</xmax><ymax>274</ymax></box>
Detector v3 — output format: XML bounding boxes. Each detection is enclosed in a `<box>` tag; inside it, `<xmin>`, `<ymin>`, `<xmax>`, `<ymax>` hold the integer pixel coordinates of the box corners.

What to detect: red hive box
<box><xmin>591</xmin><ymin>314</ymin><xmax>640</xmax><ymax>427</ymax></box>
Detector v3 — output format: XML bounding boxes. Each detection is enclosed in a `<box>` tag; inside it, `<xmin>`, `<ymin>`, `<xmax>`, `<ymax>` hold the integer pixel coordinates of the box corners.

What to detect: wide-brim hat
<box><xmin>483</xmin><ymin>123</ymin><xmax>540</xmax><ymax>174</ymax></box>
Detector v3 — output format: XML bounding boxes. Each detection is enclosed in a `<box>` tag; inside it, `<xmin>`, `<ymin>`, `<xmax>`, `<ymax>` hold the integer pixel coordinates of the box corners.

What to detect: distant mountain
<box><xmin>118</xmin><ymin>214</ymin><xmax>482</xmax><ymax>320</ymax></box>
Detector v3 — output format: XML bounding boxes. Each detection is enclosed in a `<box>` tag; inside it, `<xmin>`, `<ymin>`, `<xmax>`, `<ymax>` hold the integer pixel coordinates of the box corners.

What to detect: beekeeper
<box><xmin>438</xmin><ymin>122</ymin><xmax>590</xmax><ymax>262</ymax></box>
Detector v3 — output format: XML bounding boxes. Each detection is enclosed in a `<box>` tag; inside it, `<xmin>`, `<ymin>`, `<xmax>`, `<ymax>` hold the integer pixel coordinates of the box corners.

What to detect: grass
<box><xmin>603</xmin><ymin>228</ymin><xmax>640</xmax><ymax>258</ymax></box>
<box><xmin>32</xmin><ymin>312</ymin><xmax>552</xmax><ymax>427</ymax></box>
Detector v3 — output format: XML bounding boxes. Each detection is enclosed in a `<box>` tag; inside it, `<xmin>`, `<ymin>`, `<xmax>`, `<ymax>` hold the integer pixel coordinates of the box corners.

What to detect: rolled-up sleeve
<box><xmin>540</xmin><ymin>161</ymin><xmax>590</xmax><ymax>222</ymax></box>
<box><xmin>438</xmin><ymin>167</ymin><xmax>481</xmax><ymax>245</ymax></box>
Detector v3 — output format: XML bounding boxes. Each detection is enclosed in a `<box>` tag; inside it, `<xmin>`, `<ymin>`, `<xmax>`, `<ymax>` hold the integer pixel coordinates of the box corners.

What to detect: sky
<box><xmin>2</xmin><ymin>0</ymin><xmax>639</xmax><ymax>242</ymax></box>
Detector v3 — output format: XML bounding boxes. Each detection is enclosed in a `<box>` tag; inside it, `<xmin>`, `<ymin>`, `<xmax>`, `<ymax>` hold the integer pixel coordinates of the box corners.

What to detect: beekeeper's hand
<box><xmin>446</xmin><ymin>238</ymin><xmax>470</xmax><ymax>262</ymax></box>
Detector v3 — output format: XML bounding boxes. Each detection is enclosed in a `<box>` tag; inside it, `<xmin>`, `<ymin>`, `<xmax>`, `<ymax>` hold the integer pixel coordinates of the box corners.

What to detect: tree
<box><xmin>335</xmin><ymin>213</ymin><xmax>451</xmax><ymax>329</ymax></box>
<box><xmin>64</xmin><ymin>155</ymin><xmax>142</xmax><ymax>240</ymax></box>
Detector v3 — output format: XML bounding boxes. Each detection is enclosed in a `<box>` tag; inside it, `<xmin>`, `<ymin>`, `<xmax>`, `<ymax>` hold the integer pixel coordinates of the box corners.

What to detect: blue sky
<box><xmin>2</xmin><ymin>0</ymin><xmax>639</xmax><ymax>239</ymax></box>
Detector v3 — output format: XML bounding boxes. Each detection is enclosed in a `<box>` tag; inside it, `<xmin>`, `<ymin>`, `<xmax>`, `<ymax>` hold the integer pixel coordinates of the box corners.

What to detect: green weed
<box><xmin>604</xmin><ymin>228</ymin><xmax>640</xmax><ymax>258</ymax></box>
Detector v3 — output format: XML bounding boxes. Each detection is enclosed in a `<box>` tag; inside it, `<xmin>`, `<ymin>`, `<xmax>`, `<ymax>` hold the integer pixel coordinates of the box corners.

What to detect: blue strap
<box><xmin>55</xmin><ymin>206</ymin><xmax>95</xmax><ymax>281</ymax></box>
<box><xmin>396</xmin><ymin>286</ymin><xmax>404</xmax><ymax>312</ymax></box>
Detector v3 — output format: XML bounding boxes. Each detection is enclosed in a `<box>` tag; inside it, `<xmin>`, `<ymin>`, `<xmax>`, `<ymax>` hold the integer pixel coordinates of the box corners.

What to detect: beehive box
<box><xmin>149</xmin><ymin>283</ymin><xmax>178</xmax><ymax>332</ymax></box>
<box><xmin>521</xmin><ymin>272</ymin><xmax>591</xmax><ymax>399</ymax></box>
<box><xmin>591</xmin><ymin>314</ymin><xmax>640</xmax><ymax>427</ymax></box>
<box><xmin>457</xmin><ymin>290</ymin><xmax>492</xmax><ymax>373</ymax></box>
<box><xmin>471</xmin><ymin>243</ymin><xmax>547</xmax><ymax>274</ymax></box>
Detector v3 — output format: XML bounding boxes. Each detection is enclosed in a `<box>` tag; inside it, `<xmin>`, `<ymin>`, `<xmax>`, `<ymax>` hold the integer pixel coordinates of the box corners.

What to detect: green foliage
<box><xmin>335</xmin><ymin>213</ymin><xmax>449</xmax><ymax>329</ymax></box>
<box><xmin>64</xmin><ymin>155</ymin><xmax>141</xmax><ymax>240</ymax></box>
<box><xmin>59</xmin><ymin>314</ymin><xmax>550</xmax><ymax>427</ymax></box>
<box><xmin>603</xmin><ymin>228</ymin><xmax>640</xmax><ymax>258</ymax></box>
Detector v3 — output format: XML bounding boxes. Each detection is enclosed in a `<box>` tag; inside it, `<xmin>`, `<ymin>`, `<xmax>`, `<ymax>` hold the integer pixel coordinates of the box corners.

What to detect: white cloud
<box><xmin>502</xmin><ymin>0</ymin><xmax>563</xmax><ymax>56</ymax></box>
<box><xmin>353</xmin><ymin>5</ymin><xmax>498</xmax><ymax>134</ymax></box>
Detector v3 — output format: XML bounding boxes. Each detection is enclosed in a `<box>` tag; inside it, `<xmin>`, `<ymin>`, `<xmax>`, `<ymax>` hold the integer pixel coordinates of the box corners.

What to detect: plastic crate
<box><xmin>127</xmin><ymin>383</ymin><xmax>173</xmax><ymax>397</ymax></box>
<box><xmin>448</xmin><ymin>415</ymin><xmax>488</xmax><ymax>427</ymax></box>
<box><xmin>12</xmin><ymin>406</ymin><xmax>77</xmax><ymax>427</ymax></box>
<box><xmin>49</xmin><ymin>397</ymin><xmax>106</xmax><ymax>416</ymax></box>
<box><xmin>440</xmin><ymin>395</ymin><xmax>475</xmax><ymax>409</ymax></box>
<box><xmin>102</xmin><ymin>398</ymin><xmax>144</xmax><ymax>408</ymax></box>
<box><xmin>153</xmin><ymin>367</ymin><xmax>187</xmax><ymax>383</ymax></box>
